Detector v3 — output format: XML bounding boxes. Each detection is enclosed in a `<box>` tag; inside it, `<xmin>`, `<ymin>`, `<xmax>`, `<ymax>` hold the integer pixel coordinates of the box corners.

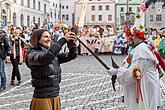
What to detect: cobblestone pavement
<box><xmin>0</xmin><ymin>55</ymin><xmax>165</xmax><ymax>110</ymax></box>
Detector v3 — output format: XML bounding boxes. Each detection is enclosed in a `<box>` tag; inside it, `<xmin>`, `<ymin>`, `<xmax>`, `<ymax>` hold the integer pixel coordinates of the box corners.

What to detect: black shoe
<box><xmin>17</xmin><ymin>80</ymin><xmax>21</xmax><ymax>86</ymax></box>
<box><xmin>10</xmin><ymin>80</ymin><xmax>15</xmax><ymax>85</ymax></box>
<box><xmin>0</xmin><ymin>87</ymin><xmax>6</xmax><ymax>92</ymax></box>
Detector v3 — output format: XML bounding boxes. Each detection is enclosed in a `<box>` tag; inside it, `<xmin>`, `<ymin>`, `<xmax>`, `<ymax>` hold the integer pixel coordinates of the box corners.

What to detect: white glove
<box><xmin>107</xmin><ymin>67</ymin><xmax>118</xmax><ymax>76</ymax></box>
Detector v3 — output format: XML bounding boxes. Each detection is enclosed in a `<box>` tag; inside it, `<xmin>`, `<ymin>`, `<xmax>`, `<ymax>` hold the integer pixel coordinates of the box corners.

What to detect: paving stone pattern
<box><xmin>0</xmin><ymin>55</ymin><xmax>165</xmax><ymax>110</ymax></box>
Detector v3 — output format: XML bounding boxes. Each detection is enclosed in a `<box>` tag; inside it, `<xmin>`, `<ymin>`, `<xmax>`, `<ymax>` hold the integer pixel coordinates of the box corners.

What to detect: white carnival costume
<box><xmin>108</xmin><ymin>13</ymin><xmax>161</xmax><ymax>110</ymax></box>
<box><xmin>118</xmin><ymin>42</ymin><xmax>160</xmax><ymax>110</ymax></box>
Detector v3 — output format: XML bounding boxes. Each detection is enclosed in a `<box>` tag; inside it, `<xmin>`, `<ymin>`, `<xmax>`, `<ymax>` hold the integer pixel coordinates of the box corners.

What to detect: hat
<box><xmin>125</xmin><ymin>14</ymin><xmax>146</xmax><ymax>40</ymax></box>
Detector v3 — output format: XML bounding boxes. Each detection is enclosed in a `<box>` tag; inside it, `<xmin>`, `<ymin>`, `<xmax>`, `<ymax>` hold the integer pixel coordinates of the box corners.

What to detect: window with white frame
<box><xmin>150</xmin><ymin>15</ymin><xmax>153</xmax><ymax>21</ymax></box>
<box><xmin>120</xmin><ymin>7</ymin><xmax>124</xmax><ymax>12</ymax></box>
<box><xmin>108</xmin><ymin>15</ymin><xmax>112</xmax><ymax>21</ymax></box>
<box><xmin>98</xmin><ymin>15</ymin><xmax>102</xmax><ymax>21</ymax></box>
<box><xmin>92</xmin><ymin>15</ymin><xmax>95</xmax><ymax>21</ymax></box>
<box><xmin>66</xmin><ymin>14</ymin><xmax>69</xmax><ymax>20</ymax></box>
<box><xmin>99</xmin><ymin>5</ymin><xmax>102</xmax><ymax>11</ymax></box>
<box><xmin>106</xmin><ymin>5</ymin><xmax>109</xmax><ymax>10</ymax></box>
<box><xmin>91</xmin><ymin>6</ymin><xmax>95</xmax><ymax>11</ymax></box>
<box><xmin>156</xmin><ymin>14</ymin><xmax>162</xmax><ymax>21</ymax></box>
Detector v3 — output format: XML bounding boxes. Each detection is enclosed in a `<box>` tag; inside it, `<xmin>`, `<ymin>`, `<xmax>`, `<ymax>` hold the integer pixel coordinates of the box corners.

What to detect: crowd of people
<box><xmin>0</xmin><ymin>18</ymin><xmax>165</xmax><ymax>109</ymax></box>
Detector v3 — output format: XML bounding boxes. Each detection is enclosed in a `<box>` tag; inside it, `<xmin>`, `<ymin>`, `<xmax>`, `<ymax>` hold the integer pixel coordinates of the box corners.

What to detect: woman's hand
<box><xmin>64</xmin><ymin>32</ymin><xmax>77</xmax><ymax>42</ymax></box>
<box><xmin>65</xmin><ymin>32</ymin><xmax>77</xmax><ymax>48</ymax></box>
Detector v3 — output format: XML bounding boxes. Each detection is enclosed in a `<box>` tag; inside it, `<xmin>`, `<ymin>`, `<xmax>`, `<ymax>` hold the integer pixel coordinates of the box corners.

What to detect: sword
<box><xmin>71</xmin><ymin>26</ymin><xmax>117</xmax><ymax>91</ymax></box>
<box><xmin>77</xmin><ymin>37</ymin><xmax>110</xmax><ymax>70</ymax></box>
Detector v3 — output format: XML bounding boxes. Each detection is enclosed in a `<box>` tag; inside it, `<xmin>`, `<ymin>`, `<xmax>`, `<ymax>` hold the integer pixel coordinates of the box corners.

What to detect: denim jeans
<box><xmin>0</xmin><ymin>59</ymin><xmax>6</xmax><ymax>87</ymax></box>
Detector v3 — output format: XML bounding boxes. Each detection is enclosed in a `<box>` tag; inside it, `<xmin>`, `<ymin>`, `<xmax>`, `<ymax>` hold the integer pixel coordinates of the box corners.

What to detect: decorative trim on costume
<box><xmin>132</xmin><ymin>67</ymin><xmax>143</xmax><ymax>103</ymax></box>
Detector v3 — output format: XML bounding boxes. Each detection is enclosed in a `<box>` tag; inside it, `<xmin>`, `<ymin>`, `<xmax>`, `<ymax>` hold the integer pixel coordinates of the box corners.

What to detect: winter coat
<box><xmin>26</xmin><ymin>38</ymin><xmax>77</xmax><ymax>98</ymax></box>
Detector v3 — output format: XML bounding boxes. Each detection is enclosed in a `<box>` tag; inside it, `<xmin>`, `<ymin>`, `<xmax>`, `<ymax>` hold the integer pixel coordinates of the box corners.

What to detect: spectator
<box><xmin>0</xmin><ymin>29</ymin><xmax>9</xmax><ymax>92</ymax></box>
<box><xmin>26</xmin><ymin>29</ymin><xmax>77</xmax><ymax>110</ymax></box>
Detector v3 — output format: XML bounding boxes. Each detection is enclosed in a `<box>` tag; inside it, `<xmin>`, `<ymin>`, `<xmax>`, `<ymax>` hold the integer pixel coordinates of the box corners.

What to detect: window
<box><xmin>120</xmin><ymin>15</ymin><xmax>125</xmax><ymax>24</ymax></box>
<box><xmin>66</xmin><ymin>14</ymin><xmax>69</xmax><ymax>20</ymax></box>
<box><xmin>91</xmin><ymin>6</ymin><xmax>95</xmax><ymax>11</ymax></box>
<box><xmin>38</xmin><ymin>18</ymin><xmax>40</xmax><ymax>26</ymax></box>
<box><xmin>33</xmin><ymin>0</ymin><xmax>36</xmax><ymax>9</ymax></box>
<box><xmin>129</xmin><ymin>7</ymin><xmax>132</xmax><ymax>12</ymax></box>
<box><xmin>108</xmin><ymin>15</ymin><xmax>112</xmax><ymax>21</ymax></box>
<box><xmin>62</xmin><ymin>6</ymin><xmax>64</xmax><ymax>9</ymax></box>
<box><xmin>13</xmin><ymin>13</ymin><xmax>16</xmax><ymax>26</ymax></box>
<box><xmin>50</xmin><ymin>11</ymin><xmax>53</xmax><ymax>18</ymax></box>
<box><xmin>106</xmin><ymin>5</ymin><xmax>109</xmax><ymax>10</ymax></box>
<box><xmin>54</xmin><ymin>12</ymin><xmax>57</xmax><ymax>19</ymax></box>
<box><xmin>53</xmin><ymin>3</ymin><xmax>55</xmax><ymax>7</ymax></box>
<box><xmin>21</xmin><ymin>0</ymin><xmax>24</xmax><ymax>6</ymax></box>
<box><xmin>156</xmin><ymin>15</ymin><xmax>162</xmax><ymax>21</ymax></box>
<box><xmin>27</xmin><ymin>0</ymin><xmax>30</xmax><ymax>8</ymax></box>
<box><xmin>13</xmin><ymin>0</ymin><xmax>16</xmax><ymax>3</ymax></box>
<box><xmin>99</xmin><ymin>5</ymin><xmax>102</xmax><ymax>11</ymax></box>
<box><xmin>38</xmin><ymin>2</ymin><xmax>40</xmax><ymax>11</ymax></box>
<box><xmin>54</xmin><ymin>11</ymin><xmax>56</xmax><ymax>19</ymax></box>
<box><xmin>120</xmin><ymin>7</ymin><xmax>124</xmax><ymax>12</ymax></box>
<box><xmin>151</xmin><ymin>3</ymin><xmax>155</xmax><ymax>9</ymax></box>
<box><xmin>137</xmin><ymin>7</ymin><xmax>140</xmax><ymax>12</ymax></box>
<box><xmin>33</xmin><ymin>16</ymin><xmax>35</xmax><ymax>23</ymax></box>
<box><xmin>66</xmin><ymin>6</ymin><xmax>68</xmax><ymax>9</ymax></box>
<box><xmin>62</xmin><ymin>15</ymin><xmax>65</xmax><ymax>19</ymax></box>
<box><xmin>20</xmin><ymin>14</ymin><xmax>24</xmax><ymax>26</ymax></box>
<box><xmin>150</xmin><ymin>15</ymin><xmax>153</xmax><ymax>21</ymax></box>
<box><xmin>44</xmin><ymin>4</ymin><xmax>46</xmax><ymax>12</ymax></box>
<box><xmin>98</xmin><ymin>15</ymin><xmax>102</xmax><ymax>21</ymax></box>
<box><xmin>92</xmin><ymin>15</ymin><xmax>95</xmax><ymax>21</ymax></box>
<box><xmin>27</xmin><ymin>15</ymin><xmax>30</xmax><ymax>27</ymax></box>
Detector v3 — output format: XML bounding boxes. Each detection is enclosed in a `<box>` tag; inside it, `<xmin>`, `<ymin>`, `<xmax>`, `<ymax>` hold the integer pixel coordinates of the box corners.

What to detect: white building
<box><xmin>116</xmin><ymin>0</ymin><xmax>143</xmax><ymax>30</ymax></box>
<box><xmin>60</xmin><ymin>0</ymin><xmax>74</xmax><ymax>27</ymax></box>
<box><xmin>145</xmin><ymin>1</ymin><xmax>165</xmax><ymax>30</ymax></box>
<box><xmin>49</xmin><ymin>0</ymin><xmax>60</xmax><ymax>24</ymax></box>
<box><xmin>0</xmin><ymin>0</ymin><xmax>51</xmax><ymax>28</ymax></box>
<box><xmin>75</xmin><ymin>0</ymin><xmax>116</xmax><ymax>28</ymax></box>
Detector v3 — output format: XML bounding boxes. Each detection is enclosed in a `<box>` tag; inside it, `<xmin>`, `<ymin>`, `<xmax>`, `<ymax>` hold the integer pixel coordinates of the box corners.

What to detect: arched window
<box><xmin>20</xmin><ymin>14</ymin><xmax>24</xmax><ymax>26</ymax></box>
<box><xmin>27</xmin><ymin>15</ymin><xmax>30</xmax><ymax>27</ymax></box>
<box><xmin>38</xmin><ymin>17</ymin><xmax>40</xmax><ymax>26</ymax></box>
<box><xmin>13</xmin><ymin>12</ymin><xmax>16</xmax><ymax>26</ymax></box>
<box><xmin>33</xmin><ymin>16</ymin><xmax>35</xmax><ymax>23</ymax></box>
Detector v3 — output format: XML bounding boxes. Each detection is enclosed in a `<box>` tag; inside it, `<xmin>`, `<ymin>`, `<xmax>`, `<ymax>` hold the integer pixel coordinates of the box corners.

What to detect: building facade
<box><xmin>60</xmin><ymin>0</ymin><xmax>74</xmax><ymax>27</ymax></box>
<box><xmin>0</xmin><ymin>0</ymin><xmax>51</xmax><ymax>28</ymax></box>
<box><xmin>116</xmin><ymin>0</ymin><xmax>143</xmax><ymax>30</ymax></box>
<box><xmin>49</xmin><ymin>0</ymin><xmax>60</xmax><ymax>24</ymax></box>
<box><xmin>75</xmin><ymin>0</ymin><xmax>116</xmax><ymax>28</ymax></box>
<box><xmin>145</xmin><ymin>0</ymin><xmax>165</xmax><ymax>30</ymax></box>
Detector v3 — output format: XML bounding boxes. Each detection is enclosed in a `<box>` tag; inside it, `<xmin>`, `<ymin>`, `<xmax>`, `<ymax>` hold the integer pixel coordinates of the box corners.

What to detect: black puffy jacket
<box><xmin>0</xmin><ymin>37</ymin><xmax>9</xmax><ymax>60</ymax></box>
<box><xmin>26</xmin><ymin>38</ymin><xmax>77</xmax><ymax>98</ymax></box>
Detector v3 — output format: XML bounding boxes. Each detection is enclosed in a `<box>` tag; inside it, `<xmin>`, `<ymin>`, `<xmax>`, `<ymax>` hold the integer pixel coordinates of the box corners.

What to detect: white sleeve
<box><xmin>117</xmin><ymin>58</ymin><xmax>148</xmax><ymax>86</ymax></box>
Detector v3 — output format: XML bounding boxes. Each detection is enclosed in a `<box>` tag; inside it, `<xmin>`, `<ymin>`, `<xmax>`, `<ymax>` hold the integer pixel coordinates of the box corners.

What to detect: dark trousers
<box><xmin>10</xmin><ymin>56</ymin><xmax>21</xmax><ymax>81</ymax></box>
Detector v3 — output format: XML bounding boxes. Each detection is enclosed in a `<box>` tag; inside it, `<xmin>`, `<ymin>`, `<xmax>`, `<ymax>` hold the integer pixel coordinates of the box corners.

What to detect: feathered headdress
<box><xmin>124</xmin><ymin>13</ymin><xmax>146</xmax><ymax>40</ymax></box>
